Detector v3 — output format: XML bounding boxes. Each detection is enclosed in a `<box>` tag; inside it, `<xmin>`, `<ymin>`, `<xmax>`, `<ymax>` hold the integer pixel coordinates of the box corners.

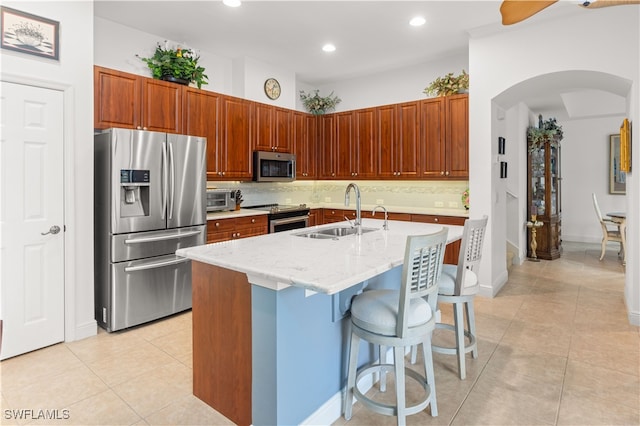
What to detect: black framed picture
<box><xmin>1</xmin><ymin>6</ymin><xmax>59</xmax><ymax>60</ymax></box>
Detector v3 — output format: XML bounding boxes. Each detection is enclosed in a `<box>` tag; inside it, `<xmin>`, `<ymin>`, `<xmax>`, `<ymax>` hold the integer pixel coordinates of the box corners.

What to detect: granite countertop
<box><xmin>177</xmin><ymin>218</ymin><xmax>463</xmax><ymax>295</ymax></box>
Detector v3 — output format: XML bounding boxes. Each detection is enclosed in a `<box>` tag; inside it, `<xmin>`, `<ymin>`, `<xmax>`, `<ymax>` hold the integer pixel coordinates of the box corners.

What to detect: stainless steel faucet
<box><xmin>372</xmin><ymin>205</ymin><xmax>388</xmax><ymax>230</ymax></box>
<box><xmin>344</xmin><ymin>183</ymin><xmax>362</xmax><ymax>235</ymax></box>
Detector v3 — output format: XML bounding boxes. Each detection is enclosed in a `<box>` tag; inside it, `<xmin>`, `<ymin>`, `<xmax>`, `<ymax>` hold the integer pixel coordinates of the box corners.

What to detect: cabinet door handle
<box><xmin>251</xmin><ymin>219</ymin><xmax>256</xmax><ymax>223</ymax></box>
<box><xmin>215</xmin><ymin>222</ymin><xmax>220</xmax><ymax>227</ymax></box>
<box><xmin>440</xmin><ymin>171</ymin><xmax>445</xmax><ymax>175</ymax></box>
<box><xmin>445</xmin><ymin>171</ymin><xmax>450</xmax><ymax>176</ymax></box>
<box><xmin>434</xmin><ymin>218</ymin><xmax>439</xmax><ymax>223</ymax></box>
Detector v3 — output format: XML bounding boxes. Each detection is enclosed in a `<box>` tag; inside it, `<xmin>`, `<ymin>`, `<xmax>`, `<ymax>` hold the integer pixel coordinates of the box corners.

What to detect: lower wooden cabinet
<box><xmin>320</xmin><ymin>209</ymin><xmax>465</xmax><ymax>264</ymax></box>
<box><xmin>207</xmin><ymin>215</ymin><xmax>267</xmax><ymax>243</ymax></box>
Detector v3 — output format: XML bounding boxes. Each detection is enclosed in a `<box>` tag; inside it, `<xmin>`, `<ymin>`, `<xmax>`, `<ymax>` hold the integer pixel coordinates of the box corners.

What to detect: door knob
<box><xmin>41</xmin><ymin>225</ymin><xmax>61</xmax><ymax>235</ymax></box>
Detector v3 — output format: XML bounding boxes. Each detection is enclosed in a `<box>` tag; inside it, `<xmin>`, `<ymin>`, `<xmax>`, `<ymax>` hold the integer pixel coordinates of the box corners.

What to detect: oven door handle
<box><xmin>271</xmin><ymin>215</ymin><xmax>309</xmax><ymax>226</ymax></box>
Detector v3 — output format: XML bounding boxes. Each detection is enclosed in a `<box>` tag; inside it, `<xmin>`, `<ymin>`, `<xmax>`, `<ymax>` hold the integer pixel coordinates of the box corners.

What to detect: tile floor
<box><xmin>1</xmin><ymin>242</ymin><xmax>638</xmax><ymax>425</ymax></box>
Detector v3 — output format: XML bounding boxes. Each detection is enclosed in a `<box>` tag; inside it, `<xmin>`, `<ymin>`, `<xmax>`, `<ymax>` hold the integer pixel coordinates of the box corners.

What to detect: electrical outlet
<box><xmin>285</xmin><ymin>198</ymin><xmax>292</xmax><ymax>204</ymax></box>
<box><xmin>449</xmin><ymin>201</ymin><xmax>458</xmax><ymax>208</ymax></box>
<box><xmin>324</xmin><ymin>197</ymin><xmax>332</xmax><ymax>203</ymax></box>
<box><xmin>435</xmin><ymin>201</ymin><xmax>444</xmax><ymax>207</ymax></box>
<box><xmin>376</xmin><ymin>199</ymin><xmax>384</xmax><ymax>205</ymax></box>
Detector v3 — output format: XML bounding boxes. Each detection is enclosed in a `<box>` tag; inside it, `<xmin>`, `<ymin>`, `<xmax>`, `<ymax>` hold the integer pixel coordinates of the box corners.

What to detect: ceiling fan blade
<box><xmin>500</xmin><ymin>0</ymin><xmax>558</xmax><ymax>25</ymax></box>
<box><xmin>581</xmin><ymin>0</ymin><xmax>640</xmax><ymax>8</ymax></box>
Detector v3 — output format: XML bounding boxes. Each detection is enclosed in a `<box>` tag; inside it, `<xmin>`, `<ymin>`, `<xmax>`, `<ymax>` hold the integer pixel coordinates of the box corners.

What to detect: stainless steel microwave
<box><xmin>253</xmin><ymin>151</ymin><xmax>295</xmax><ymax>182</ymax></box>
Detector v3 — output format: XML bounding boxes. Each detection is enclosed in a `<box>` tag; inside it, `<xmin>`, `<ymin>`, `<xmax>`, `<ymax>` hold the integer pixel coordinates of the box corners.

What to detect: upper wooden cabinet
<box><xmin>293</xmin><ymin>112</ymin><xmax>317</xmax><ymax>179</ymax></box>
<box><xmin>253</xmin><ymin>104</ymin><xmax>292</xmax><ymax>153</ymax></box>
<box><xmin>351</xmin><ymin>109</ymin><xmax>377</xmax><ymax>179</ymax></box>
<box><xmin>218</xmin><ymin>96</ymin><xmax>253</xmax><ymax>180</ymax></box>
<box><xmin>183</xmin><ymin>88</ymin><xmax>220</xmax><ymax>180</ymax></box>
<box><xmin>377</xmin><ymin>102</ymin><xmax>420</xmax><ymax>178</ymax></box>
<box><xmin>445</xmin><ymin>94</ymin><xmax>469</xmax><ymax>178</ymax></box>
<box><xmin>94</xmin><ymin>66</ymin><xmax>182</xmax><ymax>133</ymax></box>
<box><xmin>420</xmin><ymin>94</ymin><xmax>468</xmax><ymax>179</ymax></box>
<box><xmin>274</xmin><ymin>107</ymin><xmax>292</xmax><ymax>153</ymax></box>
<box><xmin>319</xmin><ymin>115</ymin><xmax>336</xmax><ymax>178</ymax></box>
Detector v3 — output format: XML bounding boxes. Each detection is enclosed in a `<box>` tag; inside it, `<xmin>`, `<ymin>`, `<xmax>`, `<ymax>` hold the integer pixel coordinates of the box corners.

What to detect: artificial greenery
<box><xmin>527</xmin><ymin>116</ymin><xmax>563</xmax><ymax>152</ymax></box>
<box><xmin>299</xmin><ymin>89</ymin><xmax>342</xmax><ymax>115</ymax></box>
<box><xmin>423</xmin><ymin>70</ymin><xmax>469</xmax><ymax>97</ymax></box>
<box><xmin>137</xmin><ymin>41</ymin><xmax>208</xmax><ymax>89</ymax></box>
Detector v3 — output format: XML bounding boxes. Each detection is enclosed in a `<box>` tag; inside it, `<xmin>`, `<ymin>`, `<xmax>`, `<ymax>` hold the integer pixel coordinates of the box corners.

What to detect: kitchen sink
<box><xmin>294</xmin><ymin>226</ymin><xmax>378</xmax><ymax>239</ymax></box>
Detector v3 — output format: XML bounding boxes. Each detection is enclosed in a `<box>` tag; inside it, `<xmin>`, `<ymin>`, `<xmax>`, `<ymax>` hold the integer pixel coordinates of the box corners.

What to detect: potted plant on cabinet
<box><xmin>423</xmin><ymin>70</ymin><xmax>469</xmax><ymax>97</ymax></box>
<box><xmin>299</xmin><ymin>89</ymin><xmax>342</xmax><ymax>115</ymax></box>
<box><xmin>137</xmin><ymin>41</ymin><xmax>208</xmax><ymax>89</ymax></box>
<box><xmin>527</xmin><ymin>115</ymin><xmax>563</xmax><ymax>152</ymax></box>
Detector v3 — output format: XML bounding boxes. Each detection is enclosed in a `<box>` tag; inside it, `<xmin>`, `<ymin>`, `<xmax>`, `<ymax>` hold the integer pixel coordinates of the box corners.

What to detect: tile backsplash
<box><xmin>207</xmin><ymin>180</ymin><xmax>469</xmax><ymax>211</ymax></box>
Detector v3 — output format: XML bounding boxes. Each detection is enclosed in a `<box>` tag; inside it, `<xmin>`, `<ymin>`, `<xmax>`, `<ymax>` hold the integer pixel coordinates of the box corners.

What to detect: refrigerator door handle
<box><xmin>124</xmin><ymin>256</ymin><xmax>190</xmax><ymax>273</ymax></box>
<box><xmin>161</xmin><ymin>141</ymin><xmax>168</xmax><ymax>220</ymax></box>
<box><xmin>124</xmin><ymin>229</ymin><xmax>203</xmax><ymax>244</ymax></box>
<box><xmin>168</xmin><ymin>142</ymin><xmax>175</xmax><ymax>220</ymax></box>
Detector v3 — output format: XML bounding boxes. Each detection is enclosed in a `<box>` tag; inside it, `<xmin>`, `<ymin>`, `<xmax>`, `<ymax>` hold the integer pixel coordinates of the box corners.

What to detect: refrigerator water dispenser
<box><xmin>120</xmin><ymin>169</ymin><xmax>149</xmax><ymax>217</ymax></box>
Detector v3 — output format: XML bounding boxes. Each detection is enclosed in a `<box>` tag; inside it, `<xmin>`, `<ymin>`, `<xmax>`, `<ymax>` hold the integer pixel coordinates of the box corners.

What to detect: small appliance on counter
<box><xmin>206</xmin><ymin>188</ymin><xmax>237</xmax><ymax>212</ymax></box>
<box><xmin>94</xmin><ymin>128</ymin><xmax>206</xmax><ymax>332</ymax></box>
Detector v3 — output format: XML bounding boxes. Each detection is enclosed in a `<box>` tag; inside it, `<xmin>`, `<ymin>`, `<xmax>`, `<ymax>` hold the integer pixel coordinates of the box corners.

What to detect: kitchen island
<box><xmin>176</xmin><ymin>218</ymin><xmax>463</xmax><ymax>425</ymax></box>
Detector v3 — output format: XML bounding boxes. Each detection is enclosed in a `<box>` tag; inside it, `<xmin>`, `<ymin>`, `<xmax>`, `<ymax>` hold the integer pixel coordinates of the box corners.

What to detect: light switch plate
<box><xmin>435</xmin><ymin>201</ymin><xmax>444</xmax><ymax>207</ymax></box>
<box><xmin>376</xmin><ymin>199</ymin><xmax>384</xmax><ymax>205</ymax></box>
<box><xmin>449</xmin><ymin>201</ymin><xmax>458</xmax><ymax>208</ymax></box>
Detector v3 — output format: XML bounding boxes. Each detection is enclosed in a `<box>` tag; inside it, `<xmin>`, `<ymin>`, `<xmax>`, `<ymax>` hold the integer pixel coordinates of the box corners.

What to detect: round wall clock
<box><xmin>264</xmin><ymin>78</ymin><xmax>281</xmax><ymax>100</ymax></box>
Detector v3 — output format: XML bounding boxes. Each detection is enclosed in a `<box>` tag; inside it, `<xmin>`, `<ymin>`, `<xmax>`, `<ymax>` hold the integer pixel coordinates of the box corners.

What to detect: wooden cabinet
<box><xmin>207</xmin><ymin>215</ymin><xmax>267</xmax><ymax>243</ymax></box>
<box><xmin>420</xmin><ymin>94</ymin><xmax>468</xmax><ymax>179</ymax></box>
<box><xmin>293</xmin><ymin>112</ymin><xmax>317</xmax><ymax>179</ymax></box>
<box><xmin>377</xmin><ymin>102</ymin><xmax>420</xmax><ymax>178</ymax></box>
<box><xmin>319</xmin><ymin>115</ymin><xmax>336</xmax><ymax>178</ymax></box>
<box><xmin>94</xmin><ymin>66</ymin><xmax>182</xmax><ymax>133</ymax></box>
<box><xmin>527</xmin><ymin>136</ymin><xmax>561</xmax><ymax>260</ymax></box>
<box><xmin>322</xmin><ymin>208</ymin><xmax>351</xmax><ymax>224</ymax></box>
<box><xmin>183</xmin><ymin>88</ymin><xmax>220</xmax><ymax>180</ymax></box>
<box><xmin>352</xmin><ymin>109</ymin><xmax>377</xmax><ymax>178</ymax></box>
<box><xmin>308</xmin><ymin>209</ymin><xmax>321</xmax><ymax>226</ymax></box>
<box><xmin>274</xmin><ymin>107</ymin><xmax>292</xmax><ymax>153</ymax></box>
<box><xmin>253</xmin><ymin>105</ymin><xmax>292</xmax><ymax>153</ymax></box>
<box><xmin>253</xmin><ymin>103</ymin><xmax>274</xmax><ymax>152</ymax></box>
<box><xmin>218</xmin><ymin>96</ymin><xmax>253</xmax><ymax>180</ymax></box>
<box><xmin>411</xmin><ymin>214</ymin><xmax>465</xmax><ymax>264</ymax></box>
<box><xmin>321</xmin><ymin>109</ymin><xmax>377</xmax><ymax>179</ymax></box>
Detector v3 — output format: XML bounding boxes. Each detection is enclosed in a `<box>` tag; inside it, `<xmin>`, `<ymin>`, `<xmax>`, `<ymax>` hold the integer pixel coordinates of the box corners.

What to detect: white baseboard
<box><xmin>68</xmin><ymin>320</ymin><xmax>97</xmax><ymax>342</ymax></box>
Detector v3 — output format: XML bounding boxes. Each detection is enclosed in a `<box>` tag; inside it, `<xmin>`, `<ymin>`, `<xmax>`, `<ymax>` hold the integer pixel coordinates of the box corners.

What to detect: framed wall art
<box><xmin>609</xmin><ymin>134</ymin><xmax>626</xmax><ymax>195</ymax></box>
<box><xmin>1</xmin><ymin>6</ymin><xmax>59</xmax><ymax>60</ymax></box>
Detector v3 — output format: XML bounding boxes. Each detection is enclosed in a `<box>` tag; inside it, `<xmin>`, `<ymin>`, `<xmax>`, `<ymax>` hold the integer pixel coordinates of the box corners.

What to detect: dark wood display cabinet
<box><xmin>527</xmin><ymin>136</ymin><xmax>561</xmax><ymax>260</ymax></box>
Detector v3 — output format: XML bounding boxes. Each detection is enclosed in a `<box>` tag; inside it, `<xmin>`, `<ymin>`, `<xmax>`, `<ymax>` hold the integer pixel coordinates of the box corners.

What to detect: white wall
<box><xmin>94</xmin><ymin>17</ymin><xmax>233</xmax><ymax>96</ymax></box>
<box><xmin>1</xmin><ymin>1</ymin><xmax>95</xmax><ymax>340</ymax></box>
<box><xmin>318</xmin><ymin>50</ymin><xmax>468</xmax><ymax>112</ymax></box>
<box><xmin>470</xmin><ymin>7</ymin><xmax>639</xmax><ymax>323</ymax></box>
<box><xmin>562</xmin><ymin>115</ymin><xmax>627</xmax><ymax>243</ymax></box>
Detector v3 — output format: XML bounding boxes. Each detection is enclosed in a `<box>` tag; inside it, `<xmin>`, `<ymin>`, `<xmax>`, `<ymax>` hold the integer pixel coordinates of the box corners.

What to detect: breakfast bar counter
<box><xmin>176</xmin><ymin>219</ymin><xmax>463</xmax><ymax>425</ymax></box>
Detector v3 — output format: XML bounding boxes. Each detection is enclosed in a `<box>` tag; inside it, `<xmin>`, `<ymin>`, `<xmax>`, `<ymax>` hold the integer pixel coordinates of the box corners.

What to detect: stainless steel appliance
<box><xmin>253</xmin><ymin>151</ymin><xmax>296</xmax><ymax>182</ymax></box>
<box><xmin>245</xmin><ymin>204</ymin><xmax>310</xmax><ymax>233</ymax></box>
<box><xmin>94</xmin><ymin>128</ymin><xmax>206</xmax><ymax>332</ymax></box>
<box><xmin>206</xmin><ymin>189</ymin><xmax>236</xmax><ymax>212</ymax></box>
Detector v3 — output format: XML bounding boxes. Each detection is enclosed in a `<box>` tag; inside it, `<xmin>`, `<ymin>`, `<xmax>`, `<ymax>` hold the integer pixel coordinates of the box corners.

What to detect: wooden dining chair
<box><xmin>592</xmin><ymin>193</ymin><xmax>626</xmax><ymax>263</ymax></box>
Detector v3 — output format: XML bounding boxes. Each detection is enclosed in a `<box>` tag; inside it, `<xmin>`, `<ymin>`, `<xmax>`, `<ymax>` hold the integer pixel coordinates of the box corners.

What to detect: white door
<box><xmin>0</xmin><ymin>81</ymin><xmax>65</xmax><ymax>360</ymax></box>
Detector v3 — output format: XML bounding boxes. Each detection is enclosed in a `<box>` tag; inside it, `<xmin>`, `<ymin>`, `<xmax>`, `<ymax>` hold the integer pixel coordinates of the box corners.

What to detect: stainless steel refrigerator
<box><xmin>94</xmin><ymin>128</ymin><xmax>206</xmax><ymax>332</ymax></box>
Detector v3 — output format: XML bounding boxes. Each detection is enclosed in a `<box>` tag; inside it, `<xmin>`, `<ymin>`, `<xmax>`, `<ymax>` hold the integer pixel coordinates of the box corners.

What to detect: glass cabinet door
<box><xmin>531</xmin><ymin>147</ymin><xmax>546</xmax><ymax>216</ymax></box>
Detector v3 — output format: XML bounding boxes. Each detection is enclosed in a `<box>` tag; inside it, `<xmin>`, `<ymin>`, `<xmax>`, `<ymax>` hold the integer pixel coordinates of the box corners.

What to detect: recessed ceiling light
<box><xmin>322</xmin><ymin>44</ymin><xmax>336</xmax><ymax>52</ymax></box>
<box><xmin>409</xmin><ymin>16</ymin><xmax>426</xmax><ymax>27</ymax></box>
<box><xmin>223</xmin><ymin>0</ymin><xmax>241</xmax><ymax>7</ymax></box>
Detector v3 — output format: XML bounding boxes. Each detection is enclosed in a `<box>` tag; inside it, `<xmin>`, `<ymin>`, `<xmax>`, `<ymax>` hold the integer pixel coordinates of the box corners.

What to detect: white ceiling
<box><xmin>93</xmin><ymin>0</ymin><xmax>627</xmax><ymax>118</ymax></box>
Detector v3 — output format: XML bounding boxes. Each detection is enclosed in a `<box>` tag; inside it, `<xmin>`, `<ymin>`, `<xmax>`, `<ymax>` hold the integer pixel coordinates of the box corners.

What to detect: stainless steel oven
<box><xmin>244</xmin><ymin>204</ymin><xmax>310</xmax><ymax>233</ymax></box>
